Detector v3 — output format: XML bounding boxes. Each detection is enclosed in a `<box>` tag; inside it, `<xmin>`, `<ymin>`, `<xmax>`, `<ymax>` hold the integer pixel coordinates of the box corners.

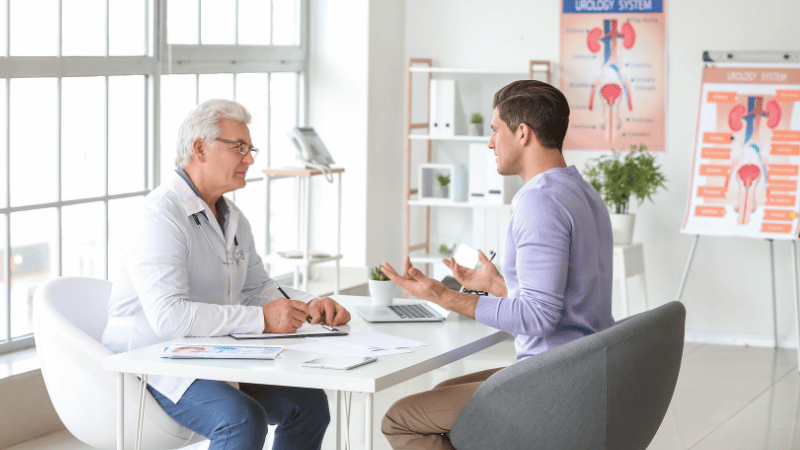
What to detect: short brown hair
<box><xmin>493</xmin><ymin>80</ymin><xmax>570</xmax><ymax>152</ymax></box>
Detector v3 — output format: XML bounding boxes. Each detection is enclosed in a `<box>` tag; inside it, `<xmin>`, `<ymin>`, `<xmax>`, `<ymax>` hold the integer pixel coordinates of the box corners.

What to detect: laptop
<box><xmin>354</xmin><ymin>302</ymin><xmax>447</xmax><ymax>323</ymax></box>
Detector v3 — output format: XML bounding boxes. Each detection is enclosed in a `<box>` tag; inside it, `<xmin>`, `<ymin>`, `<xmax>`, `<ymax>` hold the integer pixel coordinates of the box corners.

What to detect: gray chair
<box><xmin>450</xmin><ymin>301</ymin><xmax>686</xmax><ymax>450</ymax></box>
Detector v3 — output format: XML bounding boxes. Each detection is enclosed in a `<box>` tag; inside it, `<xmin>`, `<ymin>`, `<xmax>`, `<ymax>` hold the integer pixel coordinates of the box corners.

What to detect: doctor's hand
<box><xmin>262</xmin><ymin>298</ymin><xmax>309</xmax><ymax>333</ymax></box>
<box><xmin>381</xmin><ymin>257</ymin><xmax>449</xmax><ymax>303</ymax></box>
<box><xmin>443</xmin><ymin>251</ymin><xmax>507</xmax><ymax>298</ymax></box>
<box><xmin>308</xmin><ymin>297</ymin><xmax>351</xmax><ymax>326</ymax></box>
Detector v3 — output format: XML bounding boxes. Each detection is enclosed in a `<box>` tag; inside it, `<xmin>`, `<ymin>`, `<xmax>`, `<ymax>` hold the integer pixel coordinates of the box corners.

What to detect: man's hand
<box><xmin>382</xmin><ymin>257</ymin><xmax>479</xmax><ymax>318</ymax></box>
<box><xmin>381</xmin><ymin>257</ymin><xmax>449</xmax><ymax>303</ymax></box>
<box><xmin>308</xmin><ymin>297</ymin><xmax>351</xmax><ymax>326</ymax></box>
<box><xmin>442</xmin><ymin>251</ymin><xmax>508</xmax><ymax>298</ymax></box>
<box><xmin>262</xmin><ymin>298</ymin><xmax>309</xmax><ymax>333</ymax></box>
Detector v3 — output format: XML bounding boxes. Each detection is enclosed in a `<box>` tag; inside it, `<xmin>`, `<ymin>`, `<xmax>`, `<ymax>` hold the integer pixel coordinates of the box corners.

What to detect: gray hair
<box><xmin>175</xmin><ymin>99</ymin><xmax>252</xmax><ymax>168</ymax></box>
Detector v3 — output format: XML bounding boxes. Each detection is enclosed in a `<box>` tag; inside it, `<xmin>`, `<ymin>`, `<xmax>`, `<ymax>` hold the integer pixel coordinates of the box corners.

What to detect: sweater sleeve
<box><xmin>475</xmin><ymin>189</ymin><xmax>570</xmax><ymax>336</ymax></box>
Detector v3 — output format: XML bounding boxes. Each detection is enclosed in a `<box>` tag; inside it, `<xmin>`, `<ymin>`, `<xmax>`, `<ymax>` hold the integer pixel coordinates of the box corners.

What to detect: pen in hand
<box><xmin>279</xmin><ymin>285</ymin><xmax>336</xmax><ymax>331</ymax></box>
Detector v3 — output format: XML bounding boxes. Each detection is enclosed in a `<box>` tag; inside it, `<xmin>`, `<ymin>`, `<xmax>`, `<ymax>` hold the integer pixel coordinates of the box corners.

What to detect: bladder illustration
<box><xmin>726</xmin><ymin>95</ymin><xmax>782</xmax><ymax>225</ymax></box>
<box><xmin>587</xmin><ymin>18</ymin><xmax>636</xmax><ymax>144</ymax></box>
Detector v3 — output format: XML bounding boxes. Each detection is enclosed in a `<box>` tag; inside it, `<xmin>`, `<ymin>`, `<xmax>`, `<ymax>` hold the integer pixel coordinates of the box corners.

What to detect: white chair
<box><xmin>33</xmin><ymin>276</ymin><xmax>203</xmax><ymax>449</ymax></box>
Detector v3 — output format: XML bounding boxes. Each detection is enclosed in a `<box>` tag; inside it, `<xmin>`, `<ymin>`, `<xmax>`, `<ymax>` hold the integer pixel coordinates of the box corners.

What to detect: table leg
<box><xmin>335</xmin><ymin>391</ymin><xmax>341</xmax><ymax>450</ymax></box>
<box><xmin>365</xmin><ymin>393</ymin><xmax>373</xmax><ymax>450</ymax></box>
<box><xmin>117</xmin><ymin>372</ymin><xmax>124</xmax><ymax>450</ymax></box>
<box><xmin>136</xmin><ymin>374</ymin><xmax>148</xmax><ymax>450</ymax></box>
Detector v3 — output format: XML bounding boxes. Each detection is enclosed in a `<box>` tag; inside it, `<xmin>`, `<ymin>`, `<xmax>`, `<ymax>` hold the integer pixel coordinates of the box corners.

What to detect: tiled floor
<box><xmin>8</xmin><ymin>338</ymin><xmax>800</xmax><ymax>449</ymax></box>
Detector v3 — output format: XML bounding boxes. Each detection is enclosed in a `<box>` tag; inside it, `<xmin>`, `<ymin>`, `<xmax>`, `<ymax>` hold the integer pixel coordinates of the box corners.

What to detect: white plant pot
<box><xmin>609</xmin><ymin>213</ymin><xmax>636</xmax><ymax>245</ymax></box>
<box><xmin>368</xmin><ymin>280</ymin><xmax>396</xmax><ymax>305</ymax></box>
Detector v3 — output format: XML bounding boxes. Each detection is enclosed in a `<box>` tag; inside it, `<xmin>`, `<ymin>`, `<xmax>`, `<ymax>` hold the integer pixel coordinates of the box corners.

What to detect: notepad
<box><xmin>231</xmin><ymin>323</ymin><xmax>347</xmax><ymax>339</ymax></box>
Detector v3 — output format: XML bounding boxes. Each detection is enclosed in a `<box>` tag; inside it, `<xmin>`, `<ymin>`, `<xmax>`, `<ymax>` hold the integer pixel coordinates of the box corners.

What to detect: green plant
<box><xmin>471</xmin><ymin>113</ymin><xmax>483</xmax><ymax>124</ymax></box>
<box><xmin>438</xmin><ymin>244</ymin><xmax>455</xmax><ymax>254</ymax></box>
<box><xmin>370</xmin><ymin>265</ymin><xmax>389</xmax><ymax>281</ymax></box>
<box><xmin>436</xmin><ymin>174</ymin><xmax>451</xmax><ymax>186</ymax></box>
<box><xmin>583</xmin><ymin>143</ymin><xmax>667</xmax><ymax>214</ymax></box>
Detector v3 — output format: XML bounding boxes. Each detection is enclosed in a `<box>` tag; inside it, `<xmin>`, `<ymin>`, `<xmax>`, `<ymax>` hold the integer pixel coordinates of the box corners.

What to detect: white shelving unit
<box><xmin>263</xmin><ymin>167</ymin><xmax>344</xmax><ymax>294</ymax></box>
<box><xmin>403</xmin><ymin>58</ymin><xmax>551</xmax><ymax>271</ymax></box>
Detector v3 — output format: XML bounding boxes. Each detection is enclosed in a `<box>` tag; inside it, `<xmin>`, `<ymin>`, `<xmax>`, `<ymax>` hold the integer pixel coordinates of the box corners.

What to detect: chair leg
<box><xmin>136</xmin><ymin>374</ymin><xmax>148</xmax><ymax>450</ymax></box>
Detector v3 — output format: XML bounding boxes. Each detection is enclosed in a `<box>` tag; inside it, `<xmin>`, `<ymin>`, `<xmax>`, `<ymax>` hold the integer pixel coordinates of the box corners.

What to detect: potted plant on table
<box><xmin>368</xmin><ymin>266</ymin><xmax>395</xmax><ymax>306</ymax></box>
<box><xmin>583</xmin><ymin>143</ymin><xmax>667</xmax><ymax>245</ymax></box>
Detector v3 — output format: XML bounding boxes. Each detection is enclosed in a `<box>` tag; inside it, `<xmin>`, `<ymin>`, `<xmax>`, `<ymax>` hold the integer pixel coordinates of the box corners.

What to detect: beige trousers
<box><xmin>381</xmin><ymin>367</ymin><xmax>505</xmax><ymax>450</ymax></box>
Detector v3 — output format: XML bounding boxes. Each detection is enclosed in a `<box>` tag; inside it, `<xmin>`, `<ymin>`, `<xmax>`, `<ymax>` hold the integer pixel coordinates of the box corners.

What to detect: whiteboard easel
<box><xmin>678</xmin><ymin>50</ymin><xmax>800</xmax><ymax>369</ymax></box>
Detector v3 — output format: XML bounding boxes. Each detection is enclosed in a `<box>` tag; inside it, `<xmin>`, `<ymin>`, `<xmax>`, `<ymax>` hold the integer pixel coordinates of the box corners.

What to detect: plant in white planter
<box><xmin>471</xmin><ymin>113</ymin><xmax>484</xmax><ymax>136</ymax></box>
<box><xmin>436</xmin><ymin>173</ymin><xmax>451</xmax><ymax>199</ymax></box>
<box><xmin>368</xmin><ymin>266</ymin><xmax>395</xmax><ymax>305</ymax></box>
<box><xmin>583</xmin><ymin>143</ymin><xmax>667</xmax><ymax>245</ymax></box>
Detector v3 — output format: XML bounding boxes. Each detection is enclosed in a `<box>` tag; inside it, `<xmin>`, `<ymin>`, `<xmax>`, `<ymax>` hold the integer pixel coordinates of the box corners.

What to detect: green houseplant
<box><xmin>368</xmin><ymin>265</ymin><xmax>394</xmax><ymax>305</ymax></box>
<box><xmin>583</xmin><ymin>144</ymin><xmax>666</xmax><ymax>244</ymax></box>
<box><xmin>436</xmin><ymin>173</ymin><xmax>451</xmax><ymax>199</ymax></box>
<box><xmin>471</xmin><ymin>113</ymin><xmax>483</xmax><ymax>136</ymax></box>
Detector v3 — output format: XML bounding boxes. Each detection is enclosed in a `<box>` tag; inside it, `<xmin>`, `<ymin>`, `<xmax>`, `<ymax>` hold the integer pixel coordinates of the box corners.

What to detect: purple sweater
<box><xmin>475</xmin><ymin>166</ymin><xmax>615</xmax><ymax>361</ymax></box>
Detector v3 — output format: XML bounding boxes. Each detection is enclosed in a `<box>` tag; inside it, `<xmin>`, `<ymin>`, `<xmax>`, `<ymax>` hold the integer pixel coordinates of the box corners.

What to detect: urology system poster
<box><xmin>560</xmin><ymin>0</ymin><xmax>665</xmax><ymax>152</ymax></box>
<box><xmin>681</xmin><ymin>64</ymin><xmax>800</xmax><ymax>240</ymax></box>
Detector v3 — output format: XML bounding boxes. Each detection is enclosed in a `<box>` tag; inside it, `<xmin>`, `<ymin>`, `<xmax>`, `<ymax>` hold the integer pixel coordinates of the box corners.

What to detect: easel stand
<box><xmin>675</xmin><ymin>235</ymin><xmax>800</xmax><ymax>368</ymax></box>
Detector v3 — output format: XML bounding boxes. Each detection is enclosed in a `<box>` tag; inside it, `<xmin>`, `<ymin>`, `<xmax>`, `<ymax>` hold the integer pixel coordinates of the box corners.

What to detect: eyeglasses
<box><xmin>207</xmin><ymin>137</ymin><xmax>259</xmax><ymax>160</ymax></box>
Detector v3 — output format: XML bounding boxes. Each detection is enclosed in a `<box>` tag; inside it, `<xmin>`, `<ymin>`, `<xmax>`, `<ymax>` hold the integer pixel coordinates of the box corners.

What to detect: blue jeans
<box><xmin>148</xmin><ymin>380</ymin><xmax>330</xmax><ymax>450</ymax></box>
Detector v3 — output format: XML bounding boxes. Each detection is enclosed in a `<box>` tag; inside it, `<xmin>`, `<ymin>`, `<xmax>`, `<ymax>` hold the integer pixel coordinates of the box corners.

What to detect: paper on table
<box><xmin>288</xmin><ymin>341</ymin><xmax>412</xmax><ymax>357</ymax></box>
<box><xmin>160</xmin><ymin>344</ymin><xmax>283</xmax><ymax>360</ymax></box>
<box><xmin>308</xmin><ymin>332</ymin><xmax>427</xmax><ymax>350</ymax></box>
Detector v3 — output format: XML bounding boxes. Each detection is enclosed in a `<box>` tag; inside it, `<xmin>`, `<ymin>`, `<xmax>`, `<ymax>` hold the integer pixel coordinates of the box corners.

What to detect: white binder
<box><xmin>429</xmin><ymin>79</ymin><xmax>456</xmax><ymax>136</ymax></box>
<box><xmin>485</xmin><ymin>155</ymin><xmax>522</xmax><ymax>205</ymax></box>
<box><xmin>468</xmin><ymin>143</ymin><xmax>489</xmax><ymax>203</ymax></box>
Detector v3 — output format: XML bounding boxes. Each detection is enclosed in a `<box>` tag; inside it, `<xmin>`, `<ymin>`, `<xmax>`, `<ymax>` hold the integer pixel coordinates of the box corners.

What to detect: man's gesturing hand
<box><xmin>262</xmin><ymin>298</ymin><xmax>309</xmax><ymax>333</ymax></box>
<box><xmin>442</xmin><ymin>251</ymin><xmax>507</xmax><ymax>298</ymax></box>
<box><xmin>381</xmin><ymin>256</ymin><xmax>448</xmax><ymax>302</ymax></box>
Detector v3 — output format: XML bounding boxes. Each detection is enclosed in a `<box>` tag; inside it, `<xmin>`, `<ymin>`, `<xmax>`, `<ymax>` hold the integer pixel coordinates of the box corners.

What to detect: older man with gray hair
<box><xmin>102</xmin><ymin>99</ymin><xmax>348</xmax><ymax>450</ymax></box>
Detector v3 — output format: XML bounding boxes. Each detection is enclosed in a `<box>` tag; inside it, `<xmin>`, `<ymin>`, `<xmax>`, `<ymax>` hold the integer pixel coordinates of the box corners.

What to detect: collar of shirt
<box><xmin>511</xmin><ymin>165</ymin><xmax>579</xmax><ymax>211</ymax></box>
<box><xmin>175</xmin><ymin>168</ymin><xmax>230</xmax><ymax>231</ymax></box>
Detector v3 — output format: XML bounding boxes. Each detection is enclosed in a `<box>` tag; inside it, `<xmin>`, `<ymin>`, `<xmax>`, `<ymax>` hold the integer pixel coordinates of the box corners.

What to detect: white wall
<box><xmin>308</xmin><ymin>0</ymin><xmax>405</xmax><ymax>275</ymax></box>
<box><xmin>397</xmin><ymin>0</ymin><xmax>800</xmax><ymax>345</ymax></box>
<box><xmin>308</xmin><ymin>0</ymin><xmax>369</xmax><ymax>270</ymax></box>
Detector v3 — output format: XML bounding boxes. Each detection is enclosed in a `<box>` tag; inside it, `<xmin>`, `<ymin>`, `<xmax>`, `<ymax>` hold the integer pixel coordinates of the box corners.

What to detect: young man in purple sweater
<box><xmin>380</xmin><ymin>80</ymin><xmax>615</xmax><ymax>450</ymax></box>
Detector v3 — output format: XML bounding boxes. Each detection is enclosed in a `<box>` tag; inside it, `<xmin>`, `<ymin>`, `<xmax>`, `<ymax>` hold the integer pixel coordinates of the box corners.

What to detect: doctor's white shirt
<box><xmin>101</xmin><ymin>170</ymin><xmax>316</xmax><ymax>403</ymax></box>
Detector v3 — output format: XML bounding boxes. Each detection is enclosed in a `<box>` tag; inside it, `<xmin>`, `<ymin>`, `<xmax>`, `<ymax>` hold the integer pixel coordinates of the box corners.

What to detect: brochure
<box><xmin>160</xmin><ymin>344</ymin><xmax>283</xmax><ymax>360</ymax></box>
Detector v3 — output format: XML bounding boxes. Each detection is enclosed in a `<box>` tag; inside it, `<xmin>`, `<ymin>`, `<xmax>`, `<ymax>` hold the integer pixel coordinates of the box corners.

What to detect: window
<box><xmin>0</xmin><ymin>0</ymin><xmax>307</xmax><ymax>354</ymax></box>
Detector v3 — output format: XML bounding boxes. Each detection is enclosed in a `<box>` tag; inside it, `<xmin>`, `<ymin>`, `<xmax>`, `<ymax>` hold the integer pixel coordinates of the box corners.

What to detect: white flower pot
<box><xmin>609</xmin><ymin>213</ymin><xmax>636</xmax><ymax>245</ymax></box>
<box><xmin>368</xmin><ymin>280</ymin><xmax>396</xmax><ymax>305</ymax></box>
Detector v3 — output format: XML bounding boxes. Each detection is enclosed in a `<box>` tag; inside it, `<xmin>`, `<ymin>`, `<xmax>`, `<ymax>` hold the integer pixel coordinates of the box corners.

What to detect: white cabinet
<box><xmin>403</xmin><ymin>59</ymin><xmax>550</xmax><ymax>274</ymax></box>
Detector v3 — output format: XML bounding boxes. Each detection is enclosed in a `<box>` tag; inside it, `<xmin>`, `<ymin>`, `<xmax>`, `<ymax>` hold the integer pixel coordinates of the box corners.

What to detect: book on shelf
<box><xmin>160</xmin><ymin>343</ymin><xmax>283</xmax><ymax>360</ymax></box>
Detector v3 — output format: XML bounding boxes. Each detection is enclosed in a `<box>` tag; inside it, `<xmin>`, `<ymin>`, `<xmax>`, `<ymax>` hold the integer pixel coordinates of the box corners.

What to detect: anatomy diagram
<box><xmin>587</xmin><ymin>19</ymin><xmax>635</xmax><ymax>144</ymax></box>
<box><xmin>726</xmin><ymin>95</ymin><xmax>781</xmax><ymax>225</ymax></box>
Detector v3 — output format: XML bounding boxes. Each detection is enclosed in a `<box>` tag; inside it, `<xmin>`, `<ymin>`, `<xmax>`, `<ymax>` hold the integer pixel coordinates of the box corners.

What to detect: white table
<box><xmin>103</xmin><ymin>295</ymin><xmax>511</xmax><ymax>450</ymax></box>
<box><xmin>613</xmin><ymin>242</ymin><xmax>648</xmax><ymax>318</ymax></box>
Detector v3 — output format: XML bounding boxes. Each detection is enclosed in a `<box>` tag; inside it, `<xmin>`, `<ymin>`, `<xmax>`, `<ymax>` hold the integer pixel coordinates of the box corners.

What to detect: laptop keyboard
<box><xmin>388</xmin><ymin>304</ymin><xmax>436</xmax><ymax>319</ymax></box>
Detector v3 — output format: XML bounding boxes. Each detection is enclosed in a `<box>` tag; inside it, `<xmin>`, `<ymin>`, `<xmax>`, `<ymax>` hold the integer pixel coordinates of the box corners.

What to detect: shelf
<box><xmin>262</xmin><ymin>167</ymin><xmax>345</xmax><ymax>178</ymax></box>
<box><xmin>409</xmin><ymin>134</ymin><xmax>490</xmax><ymax>142</ymax></box>
<box><xmin>408</xmin><ymin>200</ymin><xmax>512</xmax><ymax>209</ymax></box>
<box><xmin>263</xmin><ymin>253</ymin><xmax>343</xmax><ymax>266</ymax></box>
<box><xmin>409</xmin><ymin>67</ymin><xmax>528</xmax><ymax>75</ymax></box>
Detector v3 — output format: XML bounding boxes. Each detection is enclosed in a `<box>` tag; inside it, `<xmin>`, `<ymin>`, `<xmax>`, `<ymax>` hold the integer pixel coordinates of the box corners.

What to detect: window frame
<box><xmin>0</xmin><ymin>0</ymin><xmax>309</xmax><ymax>354</ymax></box>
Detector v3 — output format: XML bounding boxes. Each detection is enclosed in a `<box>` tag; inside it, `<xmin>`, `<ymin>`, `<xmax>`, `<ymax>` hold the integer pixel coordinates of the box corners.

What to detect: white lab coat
<box><xmin>101</xmin><ymin>171</ymin><xmax>316</xmax><ymax>402</ymax></box>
